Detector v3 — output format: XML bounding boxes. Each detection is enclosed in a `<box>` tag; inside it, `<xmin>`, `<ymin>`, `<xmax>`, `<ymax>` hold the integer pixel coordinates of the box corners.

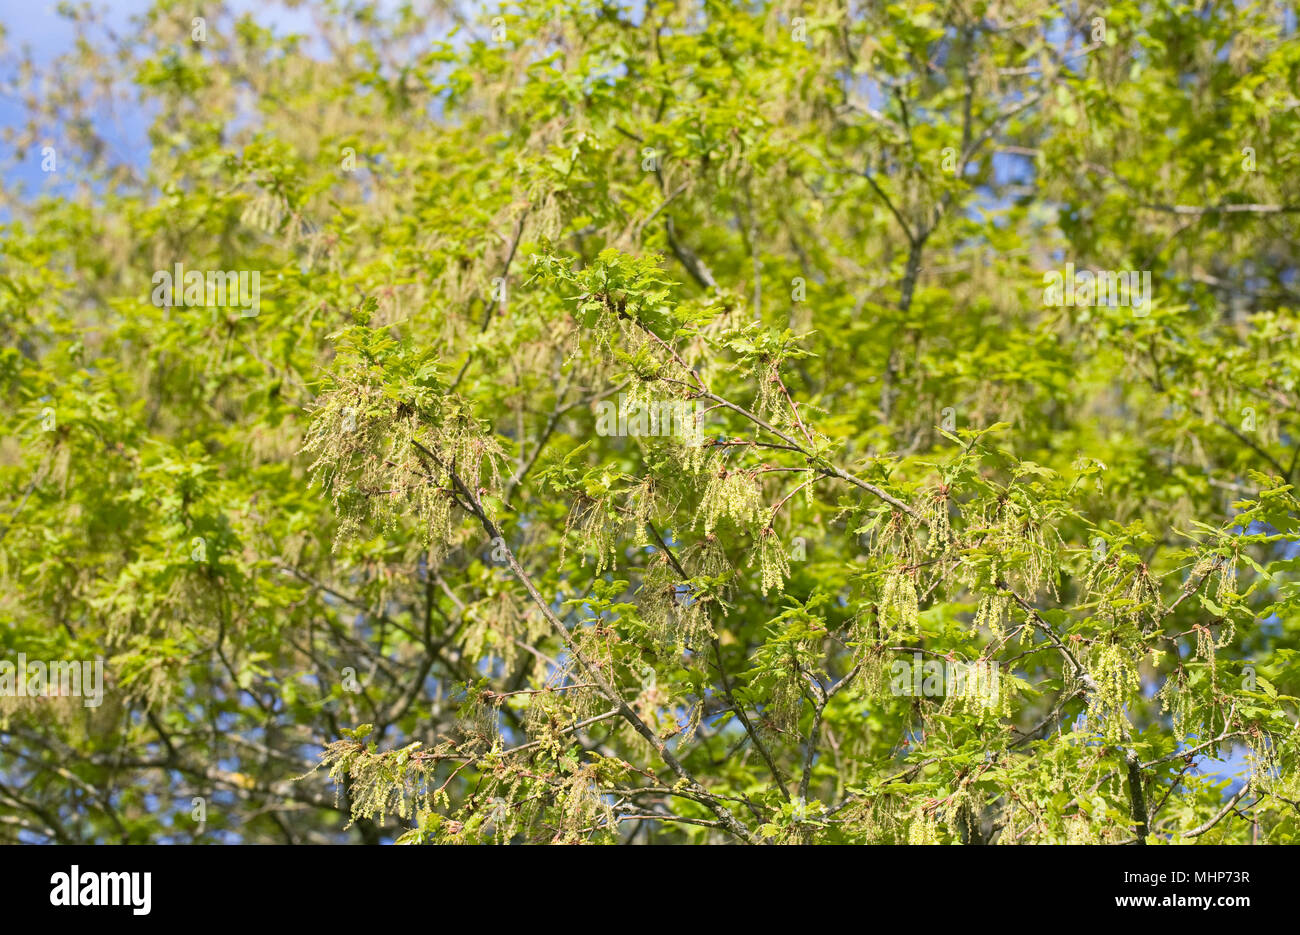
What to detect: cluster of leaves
<box><xmin>1</xmin><ymin>0</ymin><xmax>1299</xmax><ymax>844</ymax></box>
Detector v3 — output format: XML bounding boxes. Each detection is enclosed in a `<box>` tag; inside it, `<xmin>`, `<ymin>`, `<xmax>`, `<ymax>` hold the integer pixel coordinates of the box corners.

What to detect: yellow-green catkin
<box><xmin>881</xmin><ymin>570</ymin><xmax>920</xmax><ymax>639</ymax></box>
<box><xmin>1246</xmin><ymin>730</ymin><xmax>1280</xmax><ymax>795</ymax></box>
<box><xmin>925</xmin><ymin>488</ymin><xmax>952</xmax><ymax>556</ymax></box>
<box><xmin>974</xmin><ymin>593</ymin><xmax>1010</xmax><ymax>639</ymax></box>
<box><xmin>1087</xmin><ymin>643</ymin><xmax>1140</xmax><ymax>744</ymax></box>
<box><xmin>699</xmin><ymin>466</ymin><xmax>762</xmax><ymax>535</ymax></box>
<box><xmin>755</xmin><ymin>526</ymin><xmax>790</xmax><ymax>596</ymax></box>
<box><xmin>907</xmin><ymin>806</ymin><xmax>940</xmax><ymax>845</ymax></box>
<box><xmin>1157</xmin><ymin>672</ymin><xmax>1192</xmax><ymax>742</ymax></box>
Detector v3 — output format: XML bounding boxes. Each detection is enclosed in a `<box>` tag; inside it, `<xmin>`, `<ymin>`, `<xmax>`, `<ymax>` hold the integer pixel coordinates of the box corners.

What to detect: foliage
<box><xmin>2</xmin><ymin>0</ymin><xmax>1300</xmax><ymax>844</ymax></box>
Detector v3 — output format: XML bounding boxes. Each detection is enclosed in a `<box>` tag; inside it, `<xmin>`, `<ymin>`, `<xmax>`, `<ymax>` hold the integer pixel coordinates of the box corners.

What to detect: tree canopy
<box><xmin>2</xmin><ymin>0</ymin><xmax>1300</xmax><ymax>844</ymax></box>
